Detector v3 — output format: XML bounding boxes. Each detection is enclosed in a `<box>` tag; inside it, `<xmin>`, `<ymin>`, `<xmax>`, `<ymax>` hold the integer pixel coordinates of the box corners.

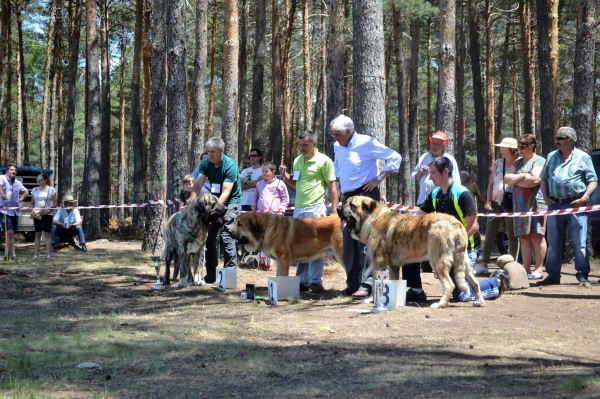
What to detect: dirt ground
<box><xmin>1</xmin><ymin>237</ymin><xmax>600</xmax><ymax>399</ymax></box>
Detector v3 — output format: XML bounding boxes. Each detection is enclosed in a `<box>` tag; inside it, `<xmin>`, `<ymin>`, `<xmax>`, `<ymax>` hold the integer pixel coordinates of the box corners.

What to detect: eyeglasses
<box><xmin>36</xmin><ymin>177</ymin><xmax>44</xmax><ymax>181</ymax></box>
<box><xmin>249</xmin><ymin>154</ymin><xmax>258</xmax><ymax>158</ymax></box>
<box><xmin>518</xmin><ymin>144</ymin><xmax>528</xmax><ymax>150</ymax></box>
<box><xmin>555</xmin><ymin>136</ymin><xmax>569</xmax><ymax>141</ymax></box>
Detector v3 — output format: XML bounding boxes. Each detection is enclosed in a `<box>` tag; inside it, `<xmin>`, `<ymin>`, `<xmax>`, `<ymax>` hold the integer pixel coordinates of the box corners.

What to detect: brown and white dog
<box><xmin>230</xmin><ymin>212</ymin><xmax>344</xmax><ymax>276</ymax></box>
<box><xmin>163</xmin><ymin>194</ymin><xmax>227</xmax><ymax>288</ymax></box>
<box><xmin>338</xmin><ymin>195</ymin><xmax>485</xmax><ymax>309</ymax></box>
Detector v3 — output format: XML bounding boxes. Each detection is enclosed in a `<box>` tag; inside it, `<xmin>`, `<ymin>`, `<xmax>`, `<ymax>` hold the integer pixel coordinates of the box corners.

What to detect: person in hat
<box><xmin>0</xmin><ymin>163</ymin><xmax>29</xmax><ymax>260</ymax></box>
<box><xmin>474</xmin><ymin>137</ymin><xmax>520</xmax><ymax>274</ymax></box>
<box><xmin>51</xmin><ymin>195</ymin><xmax>87</xmax><ymax>252</ymax></box>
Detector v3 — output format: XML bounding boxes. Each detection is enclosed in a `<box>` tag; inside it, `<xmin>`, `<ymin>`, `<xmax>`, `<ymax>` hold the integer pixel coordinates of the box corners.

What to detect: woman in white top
<box><xmin>31</xmin><ymin>173</ymin><xmax>58</xmax><ymax>259</ymax></box>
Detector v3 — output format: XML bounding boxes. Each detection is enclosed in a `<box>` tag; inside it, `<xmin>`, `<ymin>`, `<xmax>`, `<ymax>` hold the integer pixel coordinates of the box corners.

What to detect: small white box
<box><xmin>216</xmin><ymin>268</ymin><xmax>237</xmax><ymax>291</ymax></box>
<box><xmin>373</xmin><ymin>280</ymin><xmax>407</xmax><ymax>310</ymax></box>
<box><xmin>268</xmin><ymin>276</ymin><xmax>300</xmax><ymax>305</ymax></box>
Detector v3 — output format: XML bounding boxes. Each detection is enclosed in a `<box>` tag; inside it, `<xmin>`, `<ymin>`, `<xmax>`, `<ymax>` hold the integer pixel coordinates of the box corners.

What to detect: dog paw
<box><xmin>178</xmin><ymin>278</ymin><xmax>189</xmax><ymax>288</ymax></box>
<box><xmin>430</xmin><ymin>303</ymin><xmax>440</xmax><ymax>309</ymax></box>
<box><xmin>472</xmin><ymin>300</ymin><xmax>486</xmax><ymax>307</ymax></box>
<box><xmin>193</xmin><ymin>275</ymin><xmax>205</xmax><ymax>286</ymax></box>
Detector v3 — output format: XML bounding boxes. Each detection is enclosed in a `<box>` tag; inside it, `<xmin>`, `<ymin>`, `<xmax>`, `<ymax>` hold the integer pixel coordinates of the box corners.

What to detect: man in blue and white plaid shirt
<box><xmin>540</xmin><ymin>127</ymin><xmax>598</xmax><ymax>287</ymax></box>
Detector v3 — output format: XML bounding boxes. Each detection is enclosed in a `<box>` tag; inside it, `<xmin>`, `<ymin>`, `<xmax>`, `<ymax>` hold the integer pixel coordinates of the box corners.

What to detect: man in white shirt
<box><xmin>240</xmin><ymin>149</ymin><xmax>264</xmax><ymax>212</ymax></box>
<box><xmin>332</xmin><ymin>114</ymin><xmax>402</xmax><ymax>298</ymax></box>
<box><xmin>51</xmin><ymin>195</ymin><xmax>87</xmax><ymax>252</ymax></box>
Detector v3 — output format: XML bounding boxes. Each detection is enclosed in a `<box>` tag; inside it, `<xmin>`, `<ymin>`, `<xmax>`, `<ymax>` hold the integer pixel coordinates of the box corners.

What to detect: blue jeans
<box><xmin>544</xmin><ymin>202</ymin><xmax>590</xmax><ymax>280</ymax></box>
<box><xmin>51</xmin><ymin>225</ymin><xmax>86</xmax><ymax>245</ymax></box>
<box><xmin>293</xmin><ymin>203</ymin><xmax>327</xmax><ymax>285</ymax></box>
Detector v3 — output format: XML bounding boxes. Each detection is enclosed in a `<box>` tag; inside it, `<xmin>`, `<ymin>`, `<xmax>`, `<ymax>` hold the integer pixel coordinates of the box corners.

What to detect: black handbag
<box><xmin>501</xmin><ymin>159</ymin><xmax>513</xmax><ymax>212</ymax></box>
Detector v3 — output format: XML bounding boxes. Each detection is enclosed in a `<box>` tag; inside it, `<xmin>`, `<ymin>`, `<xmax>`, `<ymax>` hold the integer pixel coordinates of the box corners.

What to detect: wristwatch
<box><xmin>376</xmin><ymin>175</ymin><xmax>383</xmax><ymax>182</ymax></box>
<box><xmin>583</xmin><ymin>194</ymin><xmax>590</xmax><ymax>203</ymax></box>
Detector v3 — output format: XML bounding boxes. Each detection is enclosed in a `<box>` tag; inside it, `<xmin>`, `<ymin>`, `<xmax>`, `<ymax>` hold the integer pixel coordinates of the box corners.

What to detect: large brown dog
<box><xmin>163</xmin><ymin>194</ymin><xmax>227</xmax><ymax>288</ymax></box>
<box><xmin>338</xmin><ymin>196</ymin><xmax>485</xmax><ymax>309</ymax></box>
<box><xmin>230</xmin><ymin>212</ymin><xmax>344</xmax><ymax>276</ymax></box>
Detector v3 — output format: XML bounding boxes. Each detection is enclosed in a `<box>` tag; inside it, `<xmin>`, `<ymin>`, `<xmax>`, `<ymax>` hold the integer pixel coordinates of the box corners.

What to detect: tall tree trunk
<box><xmin>315</xmin><ymin>0</ymin><xmax>327</xmax><ymax>139</ymax></box>
<box><xmin>512</xmin><ymin>36</ymin><xmax>519</xmax><ymax>137</ymax></box>
<box><xmin>207</xmin><ymin>7</ymin><xmax>217</xmax><ymax>138</ymax></box>
<box><xmin>0</xmin><ymin>0</ymin><xmax>10</xmax><ymax>142</ymax></box>
<box><xmin>408</xmin><ymin>17</ymin><xmax>419</xmax><ymax>203</ymax></box>
<box><xmin>495</xmin><ymin>18</ymin><xmax>511</xmax><ymax>155</ymax></box>
<box><xmin>572</xmin><ymin>0</ymin><xmax>595</xmax><ymax>154</ymax></box>
<box><xmin>281</xmin><ymin>0</ymin><xmax>297</xmax><ymax>167</ymax></box>
<box><xmin>436</xmin><ymin>0</ymin><xmax>457</xmax><ymax>149</ymax></box>
<box><xmin>56</xmin><ymin>69</ymin><xmax>63</xmax><ymax>181</ymax></box>
<box><xmin>118</xmin><ymin>34</ymin><xmax>126</xmax><ymax>218</ymax></box>
<box><xmin>167</xmin><ymin>0</ymin><xmax>189</xmax><ymax>209</ymax></box>
<box><xmin>39</xmin><ymin>0</ymin><xmax>56</xmax><ymax>169</ymax></box>
<box><xmin>520</xmin><ymin>0</ymin><xmax>534</xmax><ymax>134</ymax></box>
<box><xmin>237</xmin><ymin>0</ymin><xmax>249</xmax><ymax>160</ymax></box>
<box><xmin>131</xmin><ymin>0</ymin><xmax>144</xmax><ymax>227</ymax></box>
<box><xmin>84</xmin><ymin>0</ymin><xmax>102</xmax><ymax>238</ymax></box>
<box><xmin>536</xmin><ymin>0</ymin><xmax>554</xmax><ymax>156</ymax></box>
<box><xmin>456</xmin><ymin>3</ymin><xmax>466</xmax><ymax>169</ymax></box>
<box><xmin>302</xmin><ymin>0</ymin><xmax>312</xmax><ymax>130</ymax></box>
<box><xmin>270</xmin><ymin>0</ymin><xmax>282</xmax><ymax>163</ymax></box>
<box><xmin>426</xmin><ymin>18</ymin><xmax>432</xmax><ymax>143</ymax></box>
<box><xmin>221</xmin><ymin>0</ymin><xmax>239</xmax><ymax>159</ymax></box>
<box><xmin>48</xmin><ymin>7</ymin><xmax>62</xmax><ymax>187</ymax></box>
<box><xmin>142</xmin><ymin>0</ymin><xmax>151</xmax><ymax>199</ymax></box>
<box><xmin>250</xmin><ymin>0</ymin><xmax>266</xmax><ymax>148</ymax></box>
<box><xmin>353</xmin><ymin>0</ymin><xmax>385</xmax><ymax>197</ymax></box>
<box><xmin>468</xmin><ymin>0</ymin><xmax>487</xmax><ymax>201</ymax></box>
<box><xmin>393</xmin><ymin>6</ymin><xmax>410</xmax><ymax>205</ymax></box>
<box><xmin>99</xmin><ymin>0</ymin><xmax>111</xmax><ymax>226</ymax></box>
<box><xmin>16</xmin><ymin>0</ymin><xmax>28</xmax><ymax>165</ymax></box>
<box><xmin>325</xmin><ymin>0</ymin><xmax>344</xmax><ymax>159</ymax></box>
<box><xmin>142</xmin><ymin>0</ymin><xmax>168</xmax><ymax>252</ymax></box>
<box><xmin>4</xmin><ymin>30</ymin><xmax>11</xmax><ymax>165</ymax></box>
<box><xmin>62</xmin><ymin>0</ymin><xmax>82</xmax><ymax>201</ymax></box>
<box><xmin>548</xmin><ymin>0</ymin><xmax>559</xmax><ymax>134</ymax></box>
<box><xmin>485</xmin><ymin>0</ymin><xmax>495</xmax><ymax>158</ymax></box>
<box><xmin>192</xmin><ymin>0</ymin><xmax>208</xmax><ymax>168</ymax></box>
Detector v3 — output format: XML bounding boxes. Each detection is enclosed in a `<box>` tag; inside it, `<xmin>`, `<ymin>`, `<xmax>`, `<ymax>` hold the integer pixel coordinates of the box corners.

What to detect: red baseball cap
<box><xmin>429</xmin><ymin>131</ymin><xmax>449</xmax><ymax>145</ymax></box>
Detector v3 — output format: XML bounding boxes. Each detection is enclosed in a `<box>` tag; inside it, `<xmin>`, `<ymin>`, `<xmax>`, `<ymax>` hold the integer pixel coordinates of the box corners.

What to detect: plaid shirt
<box><xmin>540</xmin><ymin>148</ymin><xmax>597</xmax><ymax>199</ymax></box>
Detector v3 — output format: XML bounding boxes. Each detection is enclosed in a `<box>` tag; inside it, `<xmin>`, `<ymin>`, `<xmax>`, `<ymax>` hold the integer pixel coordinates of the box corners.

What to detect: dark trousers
<box><xmin>402</xmin><ymin>263</ymin><xmax>422</xmax><ymax>289</ymax></box>
<box><xmin>342</xmin><ymin>187</ymin><xmax>380</xmax><ymax>293</ymax></box>
<box><xmin>205</xmin><ymin>202</ymin><xmax>240</xmax><ymax>283</ymax></box>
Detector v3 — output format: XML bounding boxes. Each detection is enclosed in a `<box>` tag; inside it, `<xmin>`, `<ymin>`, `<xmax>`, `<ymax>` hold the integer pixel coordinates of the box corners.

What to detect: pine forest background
<box><xmin>0</xmin><ymin>0</ymin><xmax>597</xmax><ymax>249</ymax></box>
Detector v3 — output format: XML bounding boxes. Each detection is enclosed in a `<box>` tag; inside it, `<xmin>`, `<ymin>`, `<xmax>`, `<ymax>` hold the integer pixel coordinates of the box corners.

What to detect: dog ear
<box><xmin>361</xmin><ymin>197</ymin><xmax>378</xmax><ymax>215</ymax></box>
<box><xmin>248</xmin><ymin>216</ymin><xmax>264</xmax><ymax>241</ymax></box>
<box><xmin>336</xmin><ymin>206</ymin><xmax>345</xmax><ymax>220</ymax></box>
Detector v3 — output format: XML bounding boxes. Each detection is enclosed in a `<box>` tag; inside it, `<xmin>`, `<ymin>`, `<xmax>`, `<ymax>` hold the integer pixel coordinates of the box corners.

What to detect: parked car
<box><xmin>0</xmin><ymin>166</ymin><xmax>54</xmax><ymax>242</ymax></box>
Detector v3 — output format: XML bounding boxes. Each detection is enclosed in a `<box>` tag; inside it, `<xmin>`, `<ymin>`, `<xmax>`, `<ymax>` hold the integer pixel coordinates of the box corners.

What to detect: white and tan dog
<box><xmin>338</xmin><ymin>196</ymin><xmax>485</xmax><ymax>309</ymax></box>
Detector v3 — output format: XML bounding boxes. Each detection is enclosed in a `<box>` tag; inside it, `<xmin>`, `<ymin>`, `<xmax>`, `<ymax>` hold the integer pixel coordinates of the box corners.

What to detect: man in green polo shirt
<box><xmin>280</xmin><ymin>131</ymin><xmax>339</xmax><ymax>293</ymax></box>
<box><xmin>189</xmin><ymin>137</ymin><xmax>242</xmax><ymax>283</ymax></box>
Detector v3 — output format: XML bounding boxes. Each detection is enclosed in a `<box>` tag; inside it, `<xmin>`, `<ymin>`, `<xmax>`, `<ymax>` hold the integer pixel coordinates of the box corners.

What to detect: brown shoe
<box><xmin>351</xmin><ymin>288</ymin><xmax>370</xmax><ymax>299</ymax></box>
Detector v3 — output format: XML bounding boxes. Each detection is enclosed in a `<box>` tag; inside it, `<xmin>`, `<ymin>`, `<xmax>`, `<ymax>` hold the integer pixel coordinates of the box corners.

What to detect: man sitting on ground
<box><xmin>51</xmin><ymin>195</ymin><xmax>87</xmax><ymax>252</ymax></box>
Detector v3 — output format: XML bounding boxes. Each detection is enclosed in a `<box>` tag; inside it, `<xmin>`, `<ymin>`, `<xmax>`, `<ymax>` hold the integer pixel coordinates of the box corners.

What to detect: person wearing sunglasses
<box><xmin>538</xmin><ymin>127</ymin><xmax>598</xmax><ymax>287</ymax></box>
<box><xmin>240</xmin><ymin>149</ymin><xmax>263</xmax><ymax>212</ymax></box>
<box><xmin>504</xmin><ymin>134</ymin><xmax>547</xmax><ymax>281</ymax></box>
<box><xmin>31</xmin><ymin>173</ymin><xmax>58</xmax><ymax>259</ymax></box>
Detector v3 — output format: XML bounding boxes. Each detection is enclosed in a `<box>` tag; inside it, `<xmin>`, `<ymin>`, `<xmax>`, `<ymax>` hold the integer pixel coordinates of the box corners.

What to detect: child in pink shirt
<box><xmin>252</xmin><ymin>162</ymin><xmax>289</xmax><ymax>214</ymax></box>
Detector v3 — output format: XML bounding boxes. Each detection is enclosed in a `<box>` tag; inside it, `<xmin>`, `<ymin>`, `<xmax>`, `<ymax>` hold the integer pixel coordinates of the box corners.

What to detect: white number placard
<box><xmin>216</xmin><ymin>267</ymin><xmax>237</xmax><ymax>291</ymax></box>
<box><xmin>374</xmin><ymin>280</ymin><xmax>407</xmax><ymax>310</ymax></box>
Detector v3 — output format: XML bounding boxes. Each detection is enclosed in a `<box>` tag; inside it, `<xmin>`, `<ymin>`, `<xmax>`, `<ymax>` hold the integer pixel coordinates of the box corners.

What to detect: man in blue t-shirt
<box><xmin>189</xmin><ymin>137</ymin><xmax>242</xmax><ymax>283</ymax></box>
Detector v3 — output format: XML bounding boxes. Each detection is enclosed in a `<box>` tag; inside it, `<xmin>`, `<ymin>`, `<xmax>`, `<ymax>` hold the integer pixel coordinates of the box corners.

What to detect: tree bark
<box><xmin>325</xmin><ymin>0</ymin><xmax>344</xmax><ymax>159</ymax></box>
<box><xmin>536</xmin><ymin>0</ymin><xmax>554</xmax><ymax>156</ymax></box>
<box><xmin>142</xmin><ymin>0</ymin><xmax>168</xmax><ymax>252</ymax></box>
<box><xmin>237</xmin><ymin>0</ymin><xmax>249</xmax><ymax>160</ymax></box>
<box><xmin>39</xmin><ymin>0</ymin><xmax>56</xmax><ymax>169</ymax></box>
<box><xmin>0</xmin><ymin>0</ymin><xmax>10</xmax><ymax>144</ymax></box>
<box><xmin>130</xmin><ymin>0</ymin><xmax>144</xmax><ymax>226</ymax></box>
<box><xmin>167</xmin><ymin>0</ymin><xmax>189</xmax><ymax>210</ymax></box>
<box><xmin>4</xmin><ymin>30</ymin><xmax>10</xmax><ymax>165</ymax></box>
<box><xmin>302</xmin><ymin>0</ymin><xmax>312</xmax><ymax>131</ymax></box>
<box><xmin>250</xmin><ymin>0</ymin><xmax>266</xmax><ymax>148</ymax></box>
<box><xmin>192</xmin><ymin>0</ymin><xmax>208</xmax><ymax>168</ymax></box>
<box><xmin>99</xmin><ymin>0</ymin><xmax>111</xmax><ymax>226</ymax></box>
<box><xmin>495</xmin><ymin>18</ymin><xmax>511</xmax><ymax>156</ymax></box>
<box><xmin>281</xmin><ymin>0</ymin><xmax>297</xmax><ymax>167</ymax></box>
<box><xmin>436</xmin><ymin>0</ymin><xmax>456</xmax><ymax>148</ymax></box>
<box><xmin>548</xmin><ymin>0</ymin><xmax>559</xmax><ymax>134</ymax></box>
<box><xmin>408</xmin><ymin>17</ymin><xmax>419</xmax><ymax>204</ymax></box>
<box><xmin>426</xmin><ymin>18</ymin><xmax>432</xmax><ymax>144</ymax></box>
<box><xmin>270</xmin><ymin>0</ymin><xmax>282</xmax><ymax>163</ymax></box>
<box><xmin>393</xmin><ymin>6</ymin><xmax>410</xmax><ymax>205</ymax></box>
<box><xmin>572</xmin><ymin>0</ymin><xmax>595</xmax><ymax>154</ymax></box>
<box><xmin>485</xmin><ymin>0</ymin><xmax>495</xmax><ymax>158</ymax></box>
<box><xmin>118</xmin><ymin>34</ymin><xmax>126</xmax><ymax>218</ymax></box>
<box><xmin>48</xmin><ymin>6</ymin><xmax>62</xmax><ymax>187</ymax></box>
<box><xmin>520</xmin><ymin>0</ymin><xmax>534</xmax><ymax>134</ymax></box>
<box><xmin>16</xmin><ymin>0</ymin><xmax>28</xmax><ymax>165</ymax></box>
<box><xmin>61</xmin><ymin>0</ymin><xmax>82</xmax><ymax>201</ymax></box>
<box><xmin>352</xmin><ymin>0</ymin><xmax>386</xmax><ymax>196</ymax></box>
<box><xmin>207</xmin><ymin>7</ymin><xmax>217</xmax><ymax>138</ymax></box>
<box><xmin>84</xmin><ymin>0</ymin><xmax>102</xmax><ymax>238</ymax></box>
<box><xmin>221</xmin><ymin>0</ymin><xmax>239</xmax><ymax>159</ymax></box>
<box><xmin>142</xmin><ymin>0</ymin><xmax>151</xmax><ymax>199</ymax></box>
<box><xmin>456</xmin><ymin>3</ymin><xmax>466</xmax><ymax>169</ymax></box>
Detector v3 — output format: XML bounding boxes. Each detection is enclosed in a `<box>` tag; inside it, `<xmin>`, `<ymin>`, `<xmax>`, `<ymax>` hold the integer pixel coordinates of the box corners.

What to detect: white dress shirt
<box><xmin>334</xmin><ymin>132</ymin><xmax>402</xmax><ymax>193</ymax></box>
<box><xmin>411</xmin><ymin>151</ymin><xmax>462</xmax><ymax>205</ymax></box>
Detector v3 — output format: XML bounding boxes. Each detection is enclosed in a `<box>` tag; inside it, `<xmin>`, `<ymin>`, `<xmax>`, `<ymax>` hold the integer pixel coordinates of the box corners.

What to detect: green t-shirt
<box><xmin>198</xmin><ymin>154</ymin><xmax>242</xmax><ymax>205</ymax></box>
<box><xmin>292</xmin><ymin>151</ymin><xmax>336</xmax><ymax>207</ymax></box>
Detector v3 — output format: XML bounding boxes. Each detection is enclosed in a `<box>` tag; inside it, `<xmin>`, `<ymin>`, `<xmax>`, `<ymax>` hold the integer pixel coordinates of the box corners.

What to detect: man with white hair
<box><xmin>331</xmin><ymin>114</ymin><xmax>402</xmax><ymax>299</ymax></box>
<box><xmin>189</xmin><ymin>137</ymin><xmax>242</xmax><ymax>283</ymax></box>
<box><xmin>539</xmin><ymin>126</ymin><xmax>597</xmax><ymax>287</ymax></box>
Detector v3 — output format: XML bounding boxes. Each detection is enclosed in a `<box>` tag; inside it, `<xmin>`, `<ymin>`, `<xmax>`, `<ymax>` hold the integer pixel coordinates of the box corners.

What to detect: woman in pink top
<box><xmin>252</xmin><ymin>162</ymin><xmax>289</xmax><ymax>213</ymax></box>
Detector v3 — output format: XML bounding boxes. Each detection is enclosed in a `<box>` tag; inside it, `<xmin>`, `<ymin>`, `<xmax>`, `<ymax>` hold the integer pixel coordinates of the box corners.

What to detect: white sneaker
<box><xmin>474</xmin><ymin>264</ymin><xmax>489</xmax><ymax>275</ymax></box>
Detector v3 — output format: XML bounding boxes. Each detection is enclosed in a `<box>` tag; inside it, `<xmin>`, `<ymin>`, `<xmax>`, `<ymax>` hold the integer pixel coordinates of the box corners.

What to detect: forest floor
<box><xmin>1</xmin><ymin>229</ymin><xmax>600</xmax><ymax>398</ymax></box>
